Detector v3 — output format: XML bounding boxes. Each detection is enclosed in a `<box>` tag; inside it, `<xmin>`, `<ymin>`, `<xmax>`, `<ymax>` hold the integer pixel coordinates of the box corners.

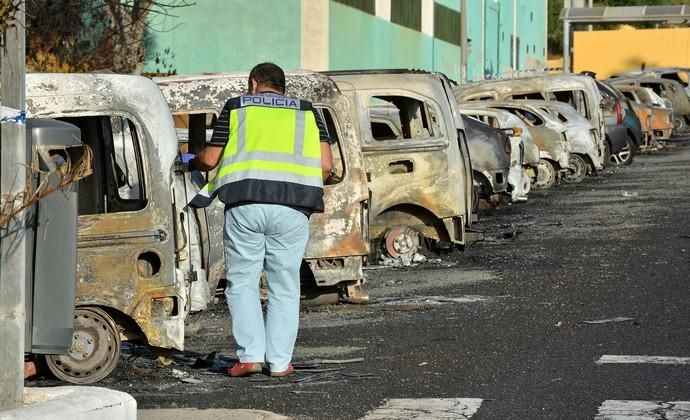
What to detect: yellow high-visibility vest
<box><xmin>190</xmin><ymin>94</ymin><xmax>324</xmax><ymax>213</ymax></box>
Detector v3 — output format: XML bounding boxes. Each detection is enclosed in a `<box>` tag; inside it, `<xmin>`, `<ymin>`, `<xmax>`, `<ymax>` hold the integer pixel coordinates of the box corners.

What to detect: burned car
<box><xmin>610</xmin><ymin>77</ymin><xmax>690</xmax><ymax>135</ymax></box>
<box><xmin>452</xmin><ymin>74</ymin><xmax>638</xmax><ymax>169</ymax></box>
<box><xmin>460</xmin><ymin>115</ymin><xmax>512</xmax><ymax>208</ymax></box>
<box><xmin>155</xmin><ymin>72</ymin><xmax>370</xmax><ymax>304</ymax></box>
<box><xmin>458</xmin><ymin>105</ymin><xmax>539</xmax><ymax>203</ymax></box>
<box><xmin>327</xmin><ymin>70</ymin><xmax>476</xmax><ymax>261</ymax></box>
<box><xmin>25</xmin><ymin>73</ymin><xmax>198</xmax><ymax>383</ymax></box>
<box><xmin>615</xmin><ymin>85</ymin><xmax>674</xmax><ymax>146</ymax></box>
<box><xmin>528</xmin><ymin>100</ymin><xmax>604</xmax><ymax>181</ymax></box>
<box><xmin>465</xmin><ymin>100</ymin><xmax>572</xmax><ymax>190</ymax></box>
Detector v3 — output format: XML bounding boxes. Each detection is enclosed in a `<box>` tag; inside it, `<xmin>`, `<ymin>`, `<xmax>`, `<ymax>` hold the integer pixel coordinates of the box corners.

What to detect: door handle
<box><xmin>388</xmin><ymin>160</ymin><xmax>414</xmax><ymax>174</ymax></box>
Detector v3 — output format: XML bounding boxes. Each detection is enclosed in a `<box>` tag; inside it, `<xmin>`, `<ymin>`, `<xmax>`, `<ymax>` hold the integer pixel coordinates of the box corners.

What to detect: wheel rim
<box><xmin>383</xmin><ymin>225</ymin><xmax>420</xmax><ymax>259</ymax></box>
<box><xmin>45</xmin><ymin>307</ymin><xmax>121</xmax><ymax>384</ymax></box>
<box><xmin>610</xmin><ymin>144</ymin><xmax>631</xmax><ymax>166</ymax></box>
<box><xmin>564</xmin><ymin>155</ymin><xmax>587</xmax><ymax>183</ymax></box>
<box><xmin>534</xmin><ymin>160</ymin><xmax>555</xmax><ymax>189</ymax></box>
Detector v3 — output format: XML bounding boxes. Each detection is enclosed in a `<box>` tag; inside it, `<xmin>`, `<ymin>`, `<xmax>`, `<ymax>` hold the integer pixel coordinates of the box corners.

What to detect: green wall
<box><xmin>328</xmin><ymin>2</ymin><xmax>461</xmax><ymax>80</ymax></box>
<box><xmin>144</xmin><ymin>0</ymin><xmax>301</xmax><ymax>74</ymax></box>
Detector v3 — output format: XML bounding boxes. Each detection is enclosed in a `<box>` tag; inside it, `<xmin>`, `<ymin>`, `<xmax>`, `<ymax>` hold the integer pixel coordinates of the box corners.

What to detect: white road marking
<box><xmin>596</xmin><ymin>355</ymin><xmax>690</xmax><ymax>365</ymax></box>
<box><xmin>361</xmin><ymin>398</ymin><xmax>483</xmax><ymax>419</ymax></box>
<box><xmin>595</xmin><ymin>400</ymin><xmax>690</xmax><ymax>419</ymax></box>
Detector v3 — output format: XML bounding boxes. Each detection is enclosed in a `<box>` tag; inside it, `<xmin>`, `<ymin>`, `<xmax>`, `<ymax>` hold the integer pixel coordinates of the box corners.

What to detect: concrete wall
<box><xmin>574</xmin><ymin>27</ymin><xmax>690</xmax><ymax>79</ymax></box>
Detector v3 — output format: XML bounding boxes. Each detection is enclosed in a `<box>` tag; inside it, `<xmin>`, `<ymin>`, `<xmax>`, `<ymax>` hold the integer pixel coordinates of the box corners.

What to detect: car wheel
<box><xmin>534</xmin><ymin>159</ymin><xmax>556</xmax><ymax>189</ymax></box>
<box><xmin>563</xmin><ymin>154</ymin><xmax>587</xmax><ymax>184</ymax></box>
<box><xmin>609</xmin><ymin>137</ymin><xmax>634</xmax><ymax>166</ymax></box>
<box><xmin>44</xmin><ymin>307</ymin><xmax>121</xmax><ymax>384</ymax></box>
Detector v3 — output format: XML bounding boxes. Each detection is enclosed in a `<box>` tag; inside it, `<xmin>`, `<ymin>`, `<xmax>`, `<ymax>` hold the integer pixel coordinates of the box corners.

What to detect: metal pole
<box><xmin>0</xmin><ymin>0</ymin><xmax>27</xmax><ymax>411</ymax></box>
<box><xmin>460</xmin><ymin>0</ymin><xmax>468</xmax><ymax>82</ymax></box>
<box><xmin>563</xmin><ymin>19</ymin><xmax>571</xmax><ymax>73</ymax></box>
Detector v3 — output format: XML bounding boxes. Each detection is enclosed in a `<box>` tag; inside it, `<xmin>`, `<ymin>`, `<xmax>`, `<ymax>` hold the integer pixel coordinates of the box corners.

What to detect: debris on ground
<box><xmin>580</xmin><ymin>317</ymin><xmax>636</xmax><ymax>325</ymax></box>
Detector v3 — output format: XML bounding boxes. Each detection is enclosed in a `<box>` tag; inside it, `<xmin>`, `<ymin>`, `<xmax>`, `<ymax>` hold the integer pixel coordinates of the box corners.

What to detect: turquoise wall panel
<box><xmin>329</xmin><ymin>2</ymin><xmax>461</xmax><ymax>80</ymax></box>
<box><xmin>433</xmin><ymin>39</ymin><xmax>462</xmax><ymax>81</ymax></box>
<box><xmin>144</xmin><ymin>0</ymin><xmax>301</xmax><ymax>74</ymax></box>
<box><xmin>329</xmin><ymin>2</ymin><xmax>431</xmax><ymax>71</ymax></box>
<box><xmin>466</xmin><ymin>0</ymin><xmax>484</xmax><ymax>81</ymax></box>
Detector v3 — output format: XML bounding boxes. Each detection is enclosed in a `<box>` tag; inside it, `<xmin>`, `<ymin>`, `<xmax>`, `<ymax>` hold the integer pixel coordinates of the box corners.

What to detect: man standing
<box><xmin>187</xmin><ymin>63</ymin><xmax>333</xmax><ymax>377</ymax></box>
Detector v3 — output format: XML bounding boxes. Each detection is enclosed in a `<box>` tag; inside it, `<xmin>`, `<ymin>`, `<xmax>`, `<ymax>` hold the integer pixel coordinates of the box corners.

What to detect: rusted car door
<box><xmin>155</xmin><ymin>73</ymin><xmax>370</xmax><ymax>303</ymax></box>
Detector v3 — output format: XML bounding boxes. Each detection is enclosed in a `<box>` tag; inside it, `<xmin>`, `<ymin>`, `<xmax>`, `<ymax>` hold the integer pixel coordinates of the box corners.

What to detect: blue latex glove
<box><xmin>181</xmin><ymin>153</ymin><xmax>196</xmax><ymax>164</ymax></box>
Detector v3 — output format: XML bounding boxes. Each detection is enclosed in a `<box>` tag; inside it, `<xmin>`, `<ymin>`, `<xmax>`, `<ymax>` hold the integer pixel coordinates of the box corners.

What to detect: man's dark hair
<box><xmin>248</xmin><ymin>62</ymin><xmax>286</xmax><ymax>93</ymax></box>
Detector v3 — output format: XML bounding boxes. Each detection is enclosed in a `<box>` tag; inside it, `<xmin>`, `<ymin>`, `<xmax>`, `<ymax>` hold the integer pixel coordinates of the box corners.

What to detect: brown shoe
<box><xmin>270</xmin><ymin>364</ymin><xmax>295</xmax><ymax>378</ymax></box>
<box><xmin>228</xmin><ymin>362</ymin><xmax>262</xmax><ymax>377</ymax></box>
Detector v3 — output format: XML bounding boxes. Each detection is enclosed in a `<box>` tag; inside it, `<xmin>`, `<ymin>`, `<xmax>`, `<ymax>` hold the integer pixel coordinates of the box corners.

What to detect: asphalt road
<box><xmin>61</xmin><ymin>141</ymin><xmax>690</xmax><ymax>419</ymax></box>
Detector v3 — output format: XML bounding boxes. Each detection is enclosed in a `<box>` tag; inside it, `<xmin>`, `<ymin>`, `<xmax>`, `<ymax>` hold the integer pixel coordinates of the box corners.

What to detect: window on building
<box><xmin>434</xmin><ymin>3</ymin><xmax>461</xmax><ymax>46</ymax></box>
<box><xmin>391</xmin><ymin>0</ymin><xmax>421</xmax><ymax>31</ymax></box>
<box><xmin>60</xmin><ymin>115</ymin><xmax>147</xmax><ymax>215</ymax></box>
<box><xmin>367</xmin><ymin>96</ymin><xmax>438</xmax><ymax>142</ymax></box>
<box><xmin>333</xmin><ymin>0</ymin><xmax>375</xmax><ymax>15</ymax></box>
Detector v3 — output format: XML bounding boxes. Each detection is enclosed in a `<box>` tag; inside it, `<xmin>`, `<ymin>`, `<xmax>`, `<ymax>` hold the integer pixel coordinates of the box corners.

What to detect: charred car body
<box><xmin>458</xmin><ymin>105</ymin><xmax>539</xmax><ymax>203</ymax></box>
<box><xmin>463</xmin><ymin>100</ymin><xmax>571</xmax><ymax>190</ymax></box>
<box><xmin>452</xmin><ymin>74</ymin><xmax>632</xmax><ymax>167</ymax></box>
<box><xmin>460</xmin><ymin>115</ymin><xmax>513</xmax><ymax>207</ymax></box>
<box><xmin>327</xmin><ymin>70</ymin><xmax>476</xmax><ymax>261</ymax></box>
<box><xmin>26</xmin><ymin>73</ymin><xmax>198</xmax><ymax>383</ymax></box>
<box><xmin>610</xmin><ymin>77</ymin><xmax>690</xmax><ymax>135</ymax></box>
<box><xmin>527</xmin><ymin>99</ymin><xmax>604</xmax><ymax>181</ymax></box>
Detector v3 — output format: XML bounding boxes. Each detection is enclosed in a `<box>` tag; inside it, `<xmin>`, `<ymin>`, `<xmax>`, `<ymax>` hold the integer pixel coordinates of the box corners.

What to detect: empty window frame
<box><xmin>510</xmin><ymin>92</ymin><xmax>546</xmax><ymax>100</ymax></box>
<box><xmin>60</xmin><ymin>115</ymin><xmax>147</xmax><ymax>215</ymax></box>
<box><xmin>315</xmin><ymin>106</ymin><xmax>346</xmax><ymax>185</ymax></box>
<box><xmin>173</xmin><ymin>112</ymin><xmax>217</xmax><ymax>153</ymax></box>
<box><xmin>498</xmin><ymin>107</ymin><xmax>544</xmax><ymax>126</ymax></box>
<box><xmin>546</xmin><ymin>89</ymin><xmax>589</xmax><ymax>120</ymax></box>
<box><xmin>367</xmin><ymin>96</ymin><xmax>439</xmax><ymax>142</ymax></box>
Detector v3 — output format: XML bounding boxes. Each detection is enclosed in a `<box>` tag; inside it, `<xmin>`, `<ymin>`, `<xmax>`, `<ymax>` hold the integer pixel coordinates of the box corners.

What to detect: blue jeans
<box><xmin>223</xmin><ymin>203</ymin><xmax>309</xmax><ymax>372</ymax></box>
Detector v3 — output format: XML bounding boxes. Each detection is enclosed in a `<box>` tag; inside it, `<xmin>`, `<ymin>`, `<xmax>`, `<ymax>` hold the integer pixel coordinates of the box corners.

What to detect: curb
<box><xmin>0</xmin><ymin>386</ymin><xmax>136</xmax><ymax>420</ymax></box>
<box><xmin>138</xmin><ymin>408</ymin><xmax>290</xmax><ymax>420</ymax></box>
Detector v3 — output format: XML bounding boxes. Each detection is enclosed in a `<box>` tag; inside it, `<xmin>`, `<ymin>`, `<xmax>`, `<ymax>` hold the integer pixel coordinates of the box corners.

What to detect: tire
<box><xmin>472</xmin><ymin>181</ymin><xmax>480</xmax><ymax>213</ymax></box>
<box><xmin>609</xmin><ymin>137</ymin><xmax>634</xmax><ymax>166</ymax></box>
<box><xmin>604</xmin><ymin>140</ymin><xmax>612</xmax><ymax>167</ymax></box>
<box><xmin>533</xmin><ymin>159</ymin><xmax>557</xmax><ymax>189</ymax></box>
<box><xmin>563</xmin><ymin>154</ymin><xmax>587</xmax><ymax>184</ymax></box>
<box><xmin>44</xmin><ymin>307</ymin><xmax>121</xmax><ymax>384</ymax></box>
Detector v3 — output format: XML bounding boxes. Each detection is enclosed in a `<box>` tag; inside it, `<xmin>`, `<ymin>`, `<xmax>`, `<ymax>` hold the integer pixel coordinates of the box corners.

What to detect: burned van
<box><xmin>25</xmin><ymin>73</ymin><xmax>198</xmax><ymax>383</ymax></box>
<box><xmin>327</xmin><ymin>70</ymin><xmax>475</xmax><ymax>261</ymax></box>
<box><xmin>154</xmin><ymin>72</ymin><xmax>370</xmax><ymax>304</ymax></box>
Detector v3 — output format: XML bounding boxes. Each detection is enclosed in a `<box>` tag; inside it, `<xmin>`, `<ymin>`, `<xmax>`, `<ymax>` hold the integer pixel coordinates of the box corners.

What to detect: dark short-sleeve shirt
<box><xmin>209</xmin><ymin>92</ymin><xmax>332</xmax><ymax>147</ymax></box>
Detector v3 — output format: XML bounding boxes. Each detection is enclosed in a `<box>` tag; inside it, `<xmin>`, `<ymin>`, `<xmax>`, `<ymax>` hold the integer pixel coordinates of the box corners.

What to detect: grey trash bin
<box><xmin>25</xmin><ymin>119</ymin><xmax>82</xmax><ymax>354</ymax></box>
